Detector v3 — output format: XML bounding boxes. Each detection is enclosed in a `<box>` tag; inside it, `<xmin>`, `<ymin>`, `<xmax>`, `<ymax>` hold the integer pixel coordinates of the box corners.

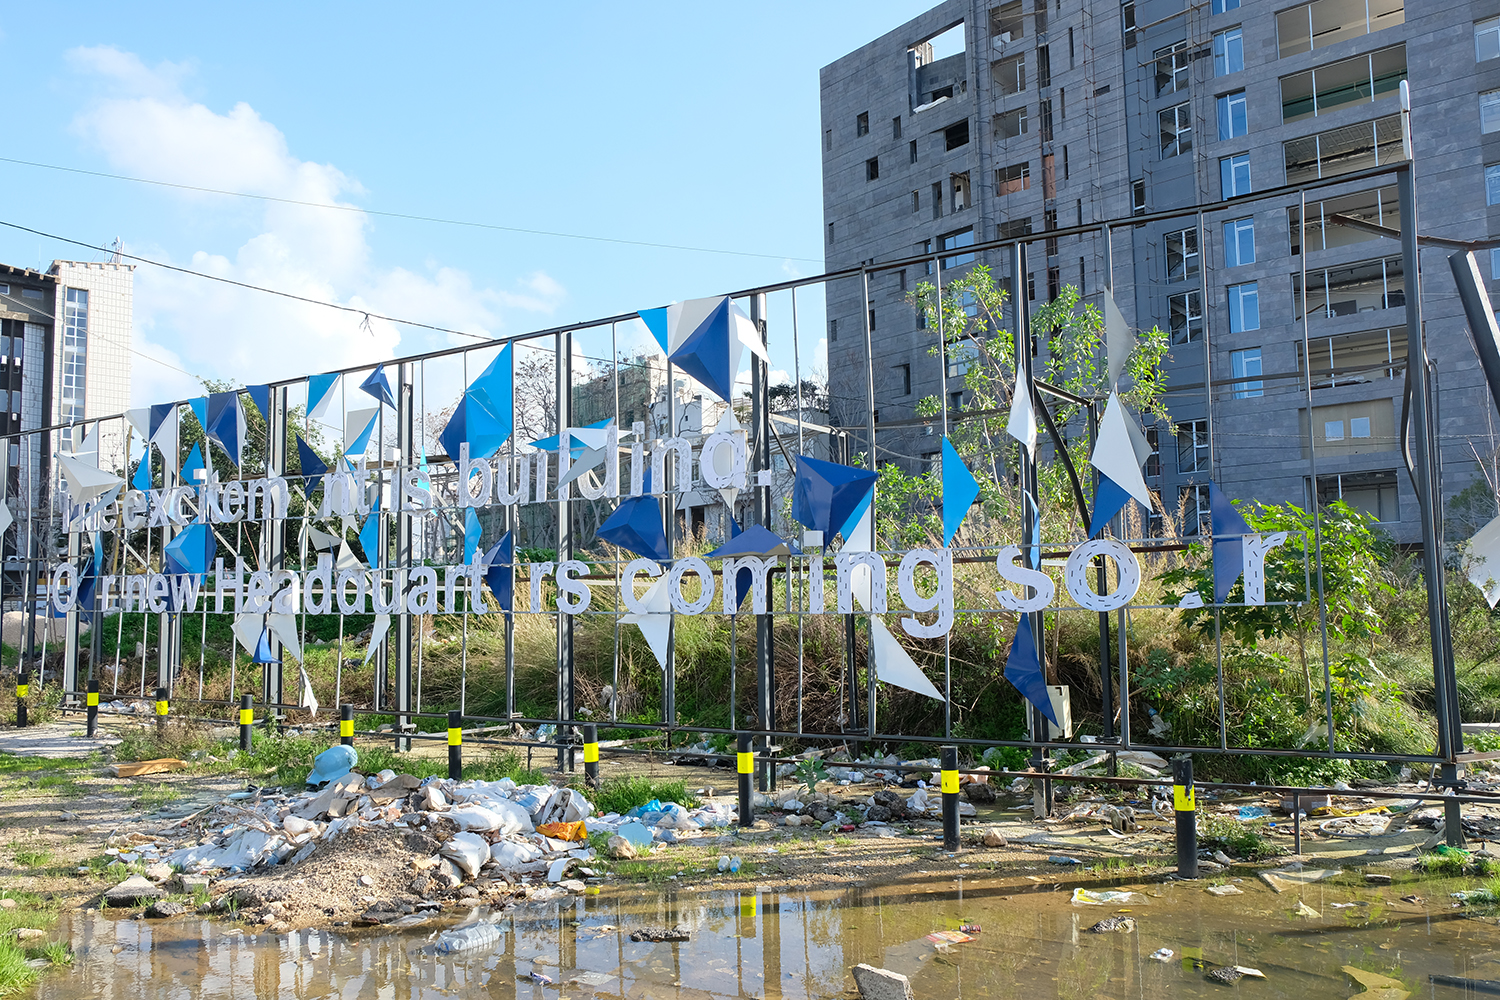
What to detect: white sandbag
<box><xmin>447</xmin><ymin>805</ymin><xmax>505</xmax><ymax>833</ymax></box>
<box><xmin>483</xmin><ymin>797</ymin><xmax>536</xmax><ymax>836</ymax></box>
<box><xmin>489</xmin><ymin>840</ymin><xmax>543</xmax><ymax>869</ymax></box>
<box><xmin>537</xmin><ymin>788</ymin><xmax>593</xmax><ymax>825</ymax></box>
<box><xmin>440</xmin><ymin>832</ymin><xmax>490</xmax><ymax>878</ymax></box>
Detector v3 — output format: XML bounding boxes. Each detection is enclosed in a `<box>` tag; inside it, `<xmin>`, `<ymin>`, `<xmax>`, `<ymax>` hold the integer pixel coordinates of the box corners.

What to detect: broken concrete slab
<box><xmin>175</xmin><ymin>874</ymin><xmax>211</xmax><ymax>894</ymax></box>
<box><xmin>1258</xmin><ymin>867</ymin><xmax>1340</xmax><ymax>893</ymax></box>
<box><xmin>104</xmin><ymin>875</ymin><xmax>165</xmax><ymax>907</ymax></box>
<box><xmin>368</xmin><ymin>774</ymin><xmax>421</xmax><ymax>804</ymax></box>
<box><xmin>851</xmin><ymin>963</ymin><xmax>916</xmax><ymax>1000</ymax></box>
<box><xmin>143</xmin><ymin>900</ymin><xmax>186</xmax><ymax>918</ymax></box>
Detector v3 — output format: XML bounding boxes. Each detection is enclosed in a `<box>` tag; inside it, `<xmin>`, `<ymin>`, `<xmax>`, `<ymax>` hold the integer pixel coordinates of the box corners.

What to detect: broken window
<box><xmin>951</xmin><ymin>172</ymin><xmax>972</xmax><ymax>212</ymax></box>
<box><xmin>993</xmin><ymin>53</ymin><xmax>1026</xmax><ymax>96</ymax></box>
<box><xmin>945</xmin><ymin>119</ymin><xmax>971</xmax><ymax>150</ymax></box>
<box><xmin>995</xmin><ymin>107</ymin><xmax>1028</xmax><ymax>138</ymax></box>
<box><xmin>997</xmin><ymin>161</ymin><xmax>1031</xmax><ymax>195</ymax></box>
<box><xmin>990</xmin><ymin>1</ymin><xmax>1025</xmax><ymax>43</ymax></box>
<box><xmin>1159</xmin><ymin>102</ymin><xmax>1192</xmax><ymax>158</ymax></box>
<box><xmin>1155</xmin><ymin>41</ymin><xmax>1190</xmax><ymax>96</ymax></box>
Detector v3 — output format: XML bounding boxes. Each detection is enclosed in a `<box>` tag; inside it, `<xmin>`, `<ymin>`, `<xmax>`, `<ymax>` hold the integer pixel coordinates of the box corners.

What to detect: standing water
<box><xmin>29</xmin><ymin>875</ymin><xmax>1500</xmax><ymax>998</ymax></box>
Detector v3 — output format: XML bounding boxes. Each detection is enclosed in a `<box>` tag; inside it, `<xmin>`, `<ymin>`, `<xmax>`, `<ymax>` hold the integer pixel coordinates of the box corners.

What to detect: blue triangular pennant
<box><xmin>1210</xmin><ymin>482</ymin><xmax>1254</xmax><ymax>602</ymax></box>
<box><xmin>307</xmin><ymin>373</ymin><xmax>339</xmax><ymax>417</ymax></box>
<box><xmin>483</xmin><ymin>532</ymin><xmax>514</xmax><ymax>614</ymax></box>
<box><xmin>132</xmin><ymin>455</ymin><xmax>151</xmax><ymax>492</ymax></box>
<box><xmin>252</xmin><ymin>627</ymin><xmax>281</xmax><ymax>664</ymax></box>
<box><xmin>598</xmin><ymin>471</ymin><xmax>670</xmax><ymax>561</ymax></box>
<box><xmin>1088</xmin><ymin>472</ymin><xmax>1134</xmax><ymax>538</ymax></box>
<box><xmin>638</xmin><ymin>307</ymin><xmax>670</xmax><ymax>354</ymax></box>
<box><xmin>464</xmin><ymin>508</ymin><xmax>482</xmax><ymax>563</ymax></box>
<box><xmin>206</xmin><ymin>391</ymin><xmax>244</xmax><ymax>466</ymax></box>
<box><xmin>791</xmin><ymin>455</ymin><xmax>879</xmax><ymax>539</ymax></box>
<box><xmin>296</xmin><ymin>433</ymin><xmax>327</xmax><ymax>486</ymax></box>
<box><xmin>940</xmin><ymin>436</ymin><xmax>979</xmax><ymax>546</ymax></box>
<box><xmin>669</xmin><ymin>297</ymin><xmax>736</xmax><ymax>402</ymax></box>
<box><xmin>181</xmin><ymin>443</ymin><xmax>206</xmax><ymax>484</ymax></box>
<box><xmin>359</xmin><ymin>494</ymin><xmax>382</xmax><ymax>569</ymax></box>
<box><xmin>1004</xmin><ymin>615</ymin><xmax>1059</xmax><ymax>726</ymax></box>
<box><xmin>148</xmin><ymin>402</ymin><xmax>175</xmax><ymax>439</ymax></box>
<box><xmin>245</xmin><ymin>384</ymin><xmax>271</xmax><ymax>423</ymax></box>
<box><xmin>163</xmin><ymin>522</ymin><xmax>216</xmax><ymax>577</ymax></box>
<box><xmin>359</xmin><ymin>365</ymin><xmax>396</xmax><ymax>409</ymax></box>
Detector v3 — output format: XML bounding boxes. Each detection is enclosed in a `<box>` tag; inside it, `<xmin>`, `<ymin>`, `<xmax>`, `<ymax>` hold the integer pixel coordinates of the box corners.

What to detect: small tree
<box><xmin>1158</xmin><ymin>499</ymin><xmax>1393</xmax><ymax>708</ymax></box>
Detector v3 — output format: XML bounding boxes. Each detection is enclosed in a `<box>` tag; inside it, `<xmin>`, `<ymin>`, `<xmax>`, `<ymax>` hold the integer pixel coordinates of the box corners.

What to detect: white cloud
<box><xmin>66</xmin><ymin>46</ymin><xmax>565</xmax><ymax>408</ymax></box>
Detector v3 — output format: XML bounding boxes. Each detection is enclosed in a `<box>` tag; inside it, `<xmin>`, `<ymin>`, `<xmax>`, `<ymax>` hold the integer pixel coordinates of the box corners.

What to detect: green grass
<box><xmin>586</xmin><ymin>776</ymin><xmax>698</xmax><ymax>815</ymax></box>
<box><xmin>27</xmin><ymin>942</ymin><xmax>70</xmax><ymax>967</ymax></box>
<box><xmin>1198</xmin><ymin>814</ymin><xmax>1285</xmax><ymax>861</ymax></box>
<box><xmin>0</xmin><ymin>891</ymin><xmax>62</xmax><ymax>997</ymax></box>
<box><xmin>131</xmin><ymin>783</ymin><xmax>183</xmax><ymax>812</ymax></box>
<box><xmin>6</xmin><ymin>842</ymin><xmax>51</xmax><ymax>870</ymax></box>
<box><xmin>1422</xmin><ymin>848</ymin><xmax>1473</xmax><ymax>877</ymax></box>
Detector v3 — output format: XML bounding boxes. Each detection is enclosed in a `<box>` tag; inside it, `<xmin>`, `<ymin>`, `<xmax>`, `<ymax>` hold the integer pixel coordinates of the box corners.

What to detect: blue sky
<box><xmin>0</xmin><ymin>2</ymin><xmax>928</xmax><ymax>408</ymax></box>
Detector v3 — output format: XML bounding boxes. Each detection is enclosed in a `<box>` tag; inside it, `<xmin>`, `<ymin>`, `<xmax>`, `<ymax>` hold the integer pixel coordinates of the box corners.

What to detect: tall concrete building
<box><xmin>0</xmin><ymin>257</ymin><xmax>133</xmax><ymax>550</ymax></box>
<box><xmin>822</xmin><ymin>0</ymin><xmax>1500</xmax><ymax>543</ymax></box>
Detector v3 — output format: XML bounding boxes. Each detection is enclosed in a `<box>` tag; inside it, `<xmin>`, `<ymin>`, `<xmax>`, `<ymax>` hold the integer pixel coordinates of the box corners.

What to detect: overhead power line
<box><xmin>0</xmin><ymin>156</ymin><xmax>821</xmax><ymax>264</ymax></box>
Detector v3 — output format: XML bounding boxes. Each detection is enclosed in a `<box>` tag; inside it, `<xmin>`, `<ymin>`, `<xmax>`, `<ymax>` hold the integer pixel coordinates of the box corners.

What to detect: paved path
<box><xmin>0</xmin><ymin>722</ymin><xmax>118</xmax><ymax>758</ymax></box>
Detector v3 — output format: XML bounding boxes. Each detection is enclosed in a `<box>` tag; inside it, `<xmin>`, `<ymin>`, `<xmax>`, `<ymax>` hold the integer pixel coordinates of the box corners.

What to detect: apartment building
<box><xmin>822</xmin><ymin>0</ymin><xmax>1500</xmax><ymax>543</ymax></box>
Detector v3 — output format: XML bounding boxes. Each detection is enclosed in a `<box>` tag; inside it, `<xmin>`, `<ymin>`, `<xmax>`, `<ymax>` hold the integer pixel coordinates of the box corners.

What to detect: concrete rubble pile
<box><xmin>162</xmin><ymin>769</ymin><xmax>737</xmax><ymax>887</ymax></box>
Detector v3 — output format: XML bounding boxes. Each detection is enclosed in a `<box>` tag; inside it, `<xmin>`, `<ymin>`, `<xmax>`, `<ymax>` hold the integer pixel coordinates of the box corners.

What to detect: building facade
<box><xmin>0</xmin><ymin>258</ymin><xmax>133</xmax><ymax>558</ymax></box>
<box><xmin>822</xmin><ymin>0</ymin><xmax>1500</xmax><ymax>543</ymax></box>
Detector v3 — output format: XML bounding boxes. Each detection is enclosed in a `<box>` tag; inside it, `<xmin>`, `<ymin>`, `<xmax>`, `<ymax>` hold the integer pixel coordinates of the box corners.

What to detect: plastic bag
<box><xmin>1071</xmin><ymin>889</ymin><xmax>1148</xmax><ymax>905</ymax></box>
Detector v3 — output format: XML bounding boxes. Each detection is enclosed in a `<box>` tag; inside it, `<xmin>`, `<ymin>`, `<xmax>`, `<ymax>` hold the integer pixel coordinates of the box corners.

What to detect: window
<box><xmin>897</xmin><ymin>364</ymin><xmax>912</xmax><ymax>396</ymax></box>
<box><xmin>1036</xmin><ymin>44</ymin><xmax>1052</xmax><ymax>88</ymax></box>
<box><xmin>1280</xmin><ymin>45</ymin><xmax>1406</xmax><ymax>123</ymax></box>
<box><xmin>1155</xmin><ymin>41</ymin><xmax>1190</xmax><ymax>96</ymax></box>
<box><xmin>1221</xmin><ymin>153</ymin><xmax>1252</xmax><ymax>196</ymax></box>
<box><xmin>1123</xmin><ymin>1</ymin><xmax>1136</xmax><ymax>47</ymax></box>
<box><xmin>1178</xmin><ymin>420</ymin><xmax>1210</xmax><ymax>473</ymax></box>
<box><xmin>1324</xmin><ymin>419</ymin><xmax>1345</xmax><ymax>441</ymax></box>
<box><xmin>20</xmin><ymin>288</ymin><xmax>41</xmax><ymax>301</ymax></box>
<box><xmin>951</xmin><ymin>172</ymin><xmax>971</xmax><ymax>212</ymax></box>
<box><xmin>866</xmin><ymin>157</ymin><xmax>879</xmax><ymax>181</ymax></box>
<box><xmin>1294</xmin><ymin>255</ymin><xmax>1404</xmax><ymax>319</ymax></box>
<box><xmin>995</xmin><ymin>107</ymin><xmax>1028</xmax><ymax>138</ymax></box>
<box><xmin>1132</xmin><ymin>179</ymin><xmax>1147</xmax><ymax>215</ymax></box>
<box><xmin>824</xmin><ymin>129</ymin><xmax>833</xmax><ymax>151</ymax></box>
<box><xmin>893</xmin><ymin>116</ymin><xmax>903</xmax><ymax>139</ymax></box>
<box><xmin>910</xmin><ymin>140</ymin><xmax>919</xmax><ymax>163</ymax></box>
<box><xmin>1038</xmin><ymin>98</ymin><xmax>1053</xmax><ymax>141</ymax></box>
<box><xmin>912</xmin><ymin>190</ymin><xmax>921</xmax><ymax>213</ymax></box>
<box><xmin>1483</xmin><ymin>91</ymin><xmax>1500</xmax><ymax>134</ymax></box>
<box><xmin>1160</xmin><ymin>103</ymin><xmax>1192</xmax><ymax>158</ymax></box>
<box><xmin>1145</xmin><ymin>426</ymin><xmax>1162</xmax><ymax>478</ymax></box>
<box><xmin>1493</xmin><ymin>247</ymin><xmax>1500</xmax><ymax>280</ymax></box>
<box><xmin>1489</xmin><ymin>164</ymin><xmax>1500</xmax><ymax>206</ymax></box>
<box><xmin>899</xmin><ymin>269</ymin><xmax>908</xmax><ymax>292</ymax></box>
<box><xmin>1298</xmin><ymin>328</ymin><xmax>1407</xmax><ymax>386</ymax></box>
<box><xmin>921</xmin><ymin>238</ymin><xmax>934</xmax><ymax>275</ymax></box>
<box><xmin>993</xmin><ymin>54</ymin><xmax>1026</xmax><ymax>95</ymax></box>
<box><xmin>997</xmin><ymin>161</ymin><xmax>1031</xmax><ymax>195</ymax></box>
<box><xmin>1284</xmin><ymin>116</ymin><xmax>1404</xmax><ymax>184</ymax></box>
<box><xmin>1224</xmin><ymin>217</ymin><xmax>1255</xmax><ymax>267</ymax></box>
<box><xmin>829</xmin><ymin>318</ymin><xmax>837</xmax><ymax>342</ymax></box>
<box><xmin>991</xmin><ymin>1</ymin><xmax>1025</xmax><ymax>43</ymax></box>
<box><xmin>1278</xmin><ymin>0</ymin><xmax>1405</xmax><ymax>59</ymax></box>
<box><xmin>1228</xmin><ymin>282</ymin><xmax>1260</xmax><ymax>333</ymax></box>
<box><xmin>1230</xmin><ymin>348</ymin><xmax>1263</xmax><ymax>398</ymax></box>
<box><xmin>932</xmin><ymin>182</ymin><xmax>944</xmax><ymax>219</ymax></box>
<box><xmin>1044</xmin><ymin>208</ymin><xmax>1058</xmax><ymax>257</ymax></box>
<box><xmin>1308</xmin><ymin>404</ymin><xmax>1393</xmax><ymax>455</ymax></box>
<box><xmin>1214</xmin><ymin>27</ymin><xmax>1244</xmax><ymax>76</ymax></box>
<box><xmin>869</xmin><ymin>309</ymin><xmax>877</xmax><ymax>332</ymax></box>
<box><xmin>61</xmin><ymin>287</ymin><xmax>88</xmax><ymax>424</ymax></box>
<box><xmin>1482</xmin><ymin>17</ymin><xmax>1500</xmax><ymax>61</ymax></box>
<box><xmin>856</xmin><ymin>112</ymin><xmax>870</xmax><ymax>136</ymax></box>
<box><xmin>941</xmin><ymin>227</ymin><xmax>976</xmax><ymax>268</ymax></box>
<box><xmin>1217</xmin><ymin>90</ymin><xmax>1248</xmax><ymax>140</ymax></box>
<box><xmin>945</xmin><ymin>120</ymin><xmax>971</xmax><ymax>150</ymax></box>
<box><xmin>828</xmin><ymin>222</ymin><xmax>835</xmax><ymax>245</ymax></box>
<box><xmin>1314</xmin><ymin>470</ymin><xmax>1399</xmax><ymax>522</ymax></box>
<box><xmin>1169</xmin><ymin>291</ymin><xmax>1203</xmax><ymax>344</ymax></box>
<box><xmin>1288</xmin><ymin>185</ymin><xmax>1398</xmax><ymax>254</ymax></box>
<box><xmin>999</xmin><ymin>217</ymin><xmax>1033</xmax><ymax>239</ymax></box>
<box><xmin>1164</xmin><ymin>227</ymin><xmax>1200</xmax><ymax>283</ymax></box>
<box><xmin>1213</xmin><ymin>0</ymin><xmax>1241</xmax><ymax>12</ymax></box>
<box><xmin>0</xmin><ymin>284</ymin><xmax>9</xmax><ymax>295</ymax></box>
<box><xmin>950</xmin><ymin>390</ymin><xmax>964</xmax><ymax>412</ymax></box>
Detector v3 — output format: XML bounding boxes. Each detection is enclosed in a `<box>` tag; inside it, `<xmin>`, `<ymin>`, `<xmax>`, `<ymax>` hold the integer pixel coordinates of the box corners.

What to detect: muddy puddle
<box><xmin>30</xmin><ymin>875</ymin><xmax>1500</xmax><ymax>999</ymax></box>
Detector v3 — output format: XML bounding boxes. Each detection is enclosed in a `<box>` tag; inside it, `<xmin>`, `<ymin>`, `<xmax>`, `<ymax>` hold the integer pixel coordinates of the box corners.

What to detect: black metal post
<box><xmin>583</xmin><ymin>723</ymin><xmax>599</xmax><ymax>790</ymax></box>
<box><xmin>447</xmin><ymin>710</ymin><xmax>462</xmax><ymax>780</ymax></box>
<box><xmin>340</xmin><ymin>703</ymin><xmax>354</xmax><ymax>746</ymax></box>
<box><xmin>15</xmin><ymin>668</ymin><xmax>27</xmax><ymax>728</ymax></box>
<box><xmin>1173</xmin><ymin>756</ymin><xmax>1198</xmax><ymax>878</ymax></box>
<box><xmin>737</xmin><ymin>732</ymin><xmax>753</xmax><ymax>828</ymax></box>
<box><xmin>941</xmin><ymin>745</ymin><xmax>959</xmax><ymax>851</ymax></box>
<box><xmin>155</xmin><ymin>685</ymin><xmax>168</xmax><ymax>735</ymax></box>
<box><xmin>86</xmin><ymin>679</ymin><xmax>98</xmax><ymax>737</ymax></box>
<box><xmin>238</xmin><ymin>693</ymin><xmax>253</xmax><ymax>752</ymax></box>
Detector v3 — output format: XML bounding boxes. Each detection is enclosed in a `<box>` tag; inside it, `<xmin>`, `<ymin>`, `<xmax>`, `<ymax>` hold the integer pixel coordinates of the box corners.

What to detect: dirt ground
<box><xmin>0</xmin><ymin>715</ymin><xmax>1478</xmax><ymax>936</ymax></box>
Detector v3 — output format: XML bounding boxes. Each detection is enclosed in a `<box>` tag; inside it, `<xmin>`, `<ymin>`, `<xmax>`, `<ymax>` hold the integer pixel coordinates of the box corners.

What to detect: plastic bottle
<box><xmin>433</xmin><ymin>922</ymin><xmax>503</xmax><ymax>955</ymax></box>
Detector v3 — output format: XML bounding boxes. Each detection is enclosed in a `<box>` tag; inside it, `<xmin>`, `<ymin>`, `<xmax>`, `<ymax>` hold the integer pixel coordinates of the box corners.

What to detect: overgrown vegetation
<box><xmin>585</xmin><ymin>776</ymin><xmax>696</xmax><ymax>816</ymax></box>
<box><xmin>1197</xmin><ymin>813</ymin><xmax>1284</xmax><ymax>861</ymax></box>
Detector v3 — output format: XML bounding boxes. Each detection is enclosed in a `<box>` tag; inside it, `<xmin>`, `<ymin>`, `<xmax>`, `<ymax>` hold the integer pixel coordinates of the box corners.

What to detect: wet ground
<box><xmin>30</xmin><ymin>873</ymin><xmax>1500</xmax><ymax>999</ymax></box>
